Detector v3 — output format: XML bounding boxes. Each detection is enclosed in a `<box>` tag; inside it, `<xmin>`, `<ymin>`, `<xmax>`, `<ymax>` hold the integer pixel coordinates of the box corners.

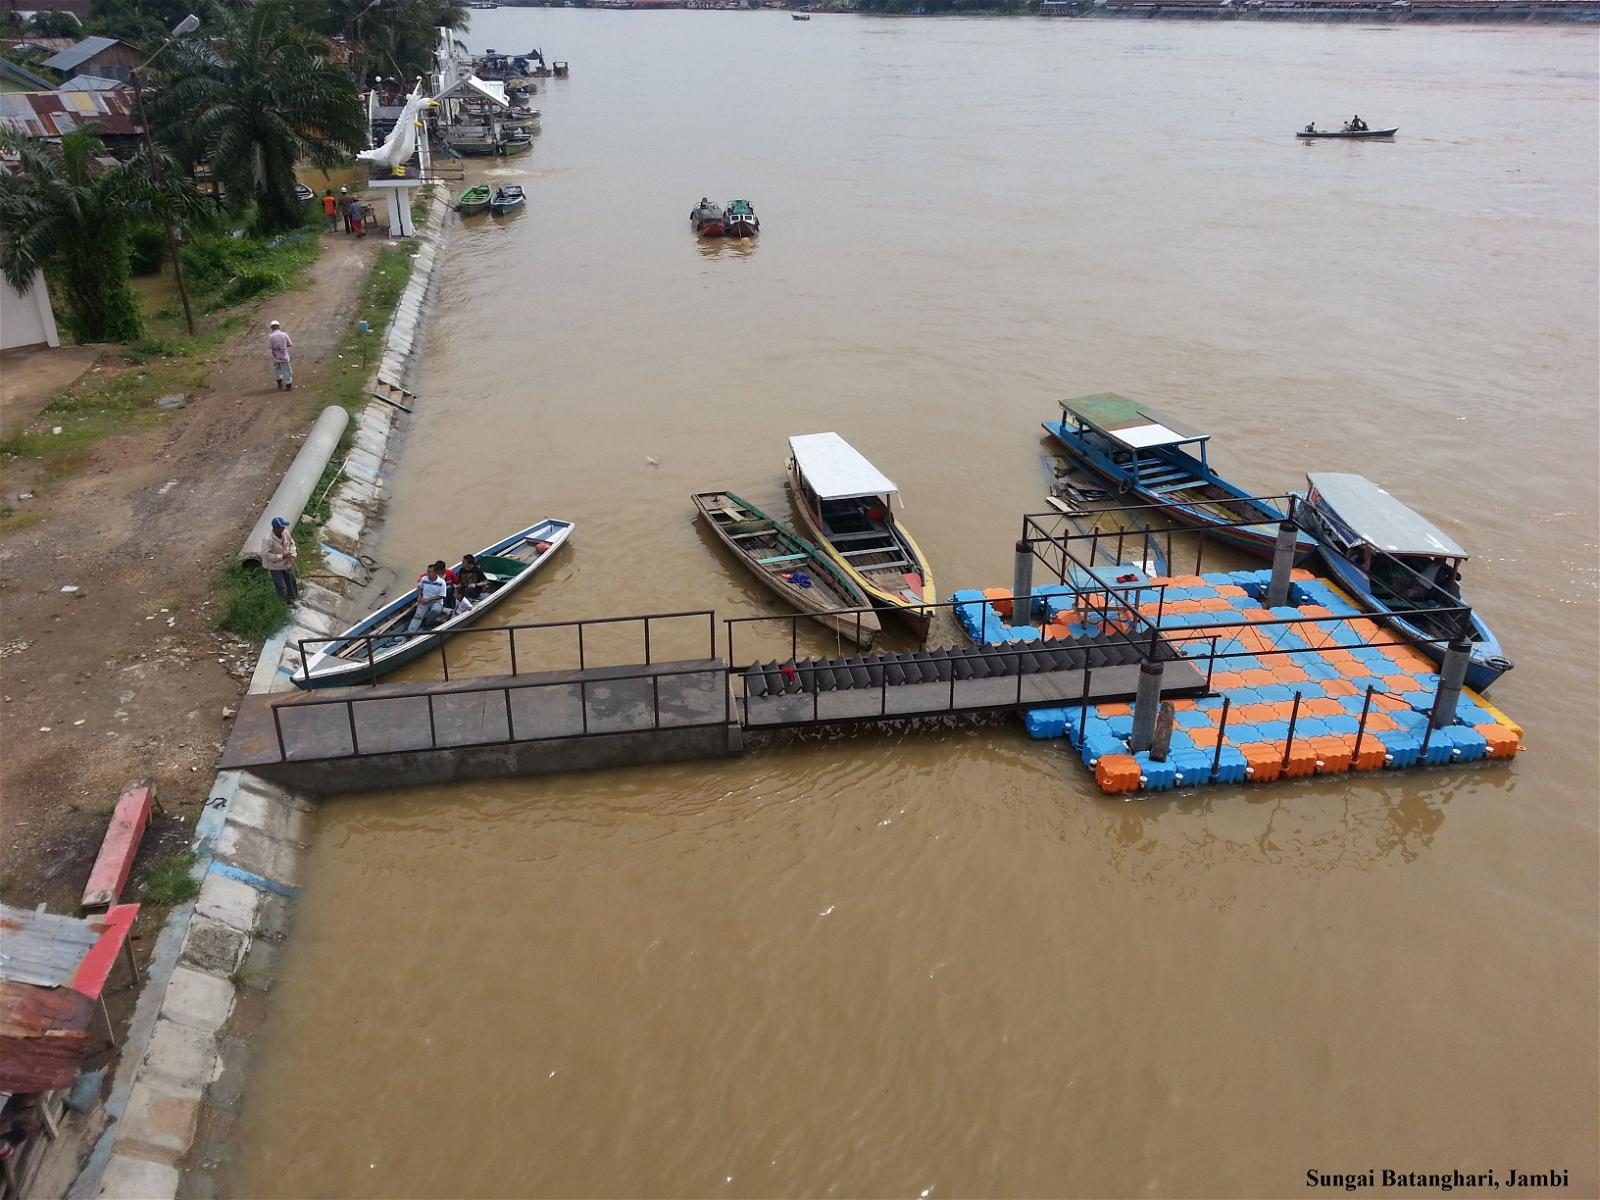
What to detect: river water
<box><xmin>220</xmin><ymin>14</ymin><xmax>1598</xmax><ymax>1198</ymax></box>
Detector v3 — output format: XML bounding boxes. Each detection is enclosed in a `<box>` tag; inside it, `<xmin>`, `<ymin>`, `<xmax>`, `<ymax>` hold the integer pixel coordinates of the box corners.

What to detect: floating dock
<box><xmin>960</xmin><ymin>568</ymin><xmax>1523</xmax><ymax>795</ymax></box>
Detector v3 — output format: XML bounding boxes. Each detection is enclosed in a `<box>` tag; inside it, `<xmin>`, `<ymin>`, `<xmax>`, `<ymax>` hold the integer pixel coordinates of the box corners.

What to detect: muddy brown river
<box><xmin>219</xmin><ymin>13</ymin><xmax>1598</xmax><ymax>1198</ymax></box>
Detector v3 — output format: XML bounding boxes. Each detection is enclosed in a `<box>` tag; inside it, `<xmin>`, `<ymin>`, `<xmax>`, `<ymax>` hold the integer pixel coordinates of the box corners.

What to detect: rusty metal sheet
<box><xmin>0</xmin><ymin>979</ymin><xmax>95</xmax><ymax>1094</ymax></box>
<box><xmin>0</xmin><ymin>904</ymin><xmax>101</xmax><ymax>989</ymax></box>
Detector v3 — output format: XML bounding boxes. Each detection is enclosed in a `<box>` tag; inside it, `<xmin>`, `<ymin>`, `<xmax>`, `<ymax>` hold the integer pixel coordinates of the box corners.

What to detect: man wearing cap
<box><xmin>339</xmin><ymin>185</ymin><xmax>352</xmax><ymax>233</ymax></box>
<box><xmin>267</xmin><ymin>320</ymin><xmax>293</xmax><ymax>390</ymax></box>
<box><xmin>261</xmin><ymin>517</ymin><xmax>298</xmax><ymax>604</ymax></box>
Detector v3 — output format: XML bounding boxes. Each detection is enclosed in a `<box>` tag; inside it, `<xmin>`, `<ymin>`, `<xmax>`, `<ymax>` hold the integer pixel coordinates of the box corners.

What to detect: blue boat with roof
<box><xmin>1297</xmin><ymin>473</ymin><xmax>1512</xmax><ymax>692</ymax></box>
<box><xmin>1042</xmin><ymin>393</ymin><xmax>1315</xmax><ymax>563</ymax></box>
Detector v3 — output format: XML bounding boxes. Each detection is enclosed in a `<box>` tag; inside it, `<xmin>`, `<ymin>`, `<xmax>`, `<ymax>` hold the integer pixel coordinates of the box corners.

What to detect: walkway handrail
<box><xmin>267</xmin><ymin>659</ymin><xmax>732</xmax><ymax>763</ymax></box>
<box><xmin>297</xmin><ymin>609</ymin><xmax>717</xmax><ymax>684</ymax></box>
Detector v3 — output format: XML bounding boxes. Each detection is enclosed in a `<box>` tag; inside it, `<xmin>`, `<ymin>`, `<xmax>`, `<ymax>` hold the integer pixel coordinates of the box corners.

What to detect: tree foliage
<box><xmin>152</xmin><ymin>2</ymin><xmax>364</xmax><ymax>233</ymax></box>
<box><xmin>0</xmin><ymin>129</ymin><xmax>204</xmax><ymax>343</ymax></box>
<box><xmin>287</xmin><ymin>0</ymin><xmax>467</xmax><ymax>87</ymax></box>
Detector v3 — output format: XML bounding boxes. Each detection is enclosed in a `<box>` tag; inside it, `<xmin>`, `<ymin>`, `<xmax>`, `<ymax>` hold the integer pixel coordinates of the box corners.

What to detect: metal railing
<box><xmin>297</xmin><ymin>609</ymin><xmax>717</xmax><ymax>685</ymax></box>
<box><xmin>267</xmin><ymin>660</ymin><xmax>732</xmax><ymax>764</ymax></box>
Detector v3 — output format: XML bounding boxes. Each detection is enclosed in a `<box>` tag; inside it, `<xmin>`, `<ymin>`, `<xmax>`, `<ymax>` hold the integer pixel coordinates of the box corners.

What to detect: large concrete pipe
<box><xmin>238</xmin><ymin>405</ymin><xmax>349</xmax><ymax>565</ymax></box>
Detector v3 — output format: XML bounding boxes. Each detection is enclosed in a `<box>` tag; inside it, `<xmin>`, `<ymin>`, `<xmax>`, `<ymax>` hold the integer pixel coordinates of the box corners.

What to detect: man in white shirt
<box><xmin>406</xmin><ymin>564</ymin><xmax>448</xmax><ymax>632</ymax></box>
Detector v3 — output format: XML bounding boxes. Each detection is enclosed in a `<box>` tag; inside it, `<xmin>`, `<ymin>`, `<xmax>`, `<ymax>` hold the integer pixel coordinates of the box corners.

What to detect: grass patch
<box><xmin>140</xmin><ymin>852</ymin><xmax>201</xmax><ymax>906</ymax></box>
<box><xmin>214</xmin><ymin>561</ymin><xmax>291</xmax><ymax>642</ymax></box>
<box><xmin>182</xmin><ymin>221</ymin><xmax>322</xmax><ymax>313</ymax></box>
<box><xmin>317</xmin><ymin>246</ymin><xmax>412</xmax><ymax>416</ymax></box>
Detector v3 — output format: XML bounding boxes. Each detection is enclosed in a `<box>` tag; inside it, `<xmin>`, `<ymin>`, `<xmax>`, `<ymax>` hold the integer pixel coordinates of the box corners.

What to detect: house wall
<box><xmin>1</xmin><ymin>270</ymin><xmax>62</xmax><ymax>351</ymax></box>
<box><xmin>73</xmin><ymin>42</ymin><xmax>140</xmax><ymax>81</ymax></box>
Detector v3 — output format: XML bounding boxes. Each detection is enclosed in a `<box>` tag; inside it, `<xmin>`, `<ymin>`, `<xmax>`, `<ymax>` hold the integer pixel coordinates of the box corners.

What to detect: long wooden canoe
<box><xmin>694</xmin><ymin>491</ymin><xmax>880</xmax><ymax>648</ymax></box>
<box><xmin>292</xmin><ymin>518</ymin><xmax>573</xmax><ymax>688</ymax></box>
<box><xmin>1296</xmin><ymin>127</ymin><xmax>1398</xmax><ymax>139</ymax></box>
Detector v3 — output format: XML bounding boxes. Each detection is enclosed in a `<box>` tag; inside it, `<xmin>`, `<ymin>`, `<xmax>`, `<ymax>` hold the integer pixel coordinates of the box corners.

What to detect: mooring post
<box><xmin>1430</xmin><ymin>636</ymin><xmax>1473</xmax><ymax>730</ymax></box>
<box><xmin>1266</xmin><ymin>519</ymin><xmax>1300</xmax><ymax>608</ymax></box>
<box><xmin>1129</xmin><ymin>658</ymin><xmax>1165</xmax><ymax>754</ymax></box>
<box><xmin>1012</xmin><ymin>539</ymin><xmax>1034</xmax><ymax>627</ymax></box>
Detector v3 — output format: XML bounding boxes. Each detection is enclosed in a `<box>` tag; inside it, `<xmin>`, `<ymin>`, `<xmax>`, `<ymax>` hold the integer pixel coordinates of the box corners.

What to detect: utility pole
<box><xmin>131</xmin><ymin>13</ymin><xmax>201</xmax><ymax>336</ymax></box>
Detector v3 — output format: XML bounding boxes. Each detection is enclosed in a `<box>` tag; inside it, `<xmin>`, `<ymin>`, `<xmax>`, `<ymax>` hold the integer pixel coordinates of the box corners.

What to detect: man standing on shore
<box><xmin>339</xmin><ymin>186</ymin><xmax>353</xmax><ymax>233</ymax></box>
<box><xmin>267</xmin><ymin>320</ymin><xmax>293</xmax><ymax>390</ymax></box>
<box><xmin>322</xmin><ymin>188</ymin><xmax>339</xmax><ymax>232</ymax></box>
<box><xmin>261</xmin><ymin>517</ymin><xmax>298</xmax><ymax>604</ymax></box>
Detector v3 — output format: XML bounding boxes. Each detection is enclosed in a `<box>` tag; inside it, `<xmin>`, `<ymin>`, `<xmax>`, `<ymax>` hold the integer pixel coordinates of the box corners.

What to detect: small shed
<box><xmin>40</xmin><ymin>35</ymin><xmax>139</xmax><ymax>82</ymax></box>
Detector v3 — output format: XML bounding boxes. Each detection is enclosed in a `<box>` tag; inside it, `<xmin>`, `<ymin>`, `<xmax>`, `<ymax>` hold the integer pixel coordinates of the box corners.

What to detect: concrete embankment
<box><xmin>68</xmin><ymin>185</ymin><xmax>453</xmax><ymax>1200</ymax></box>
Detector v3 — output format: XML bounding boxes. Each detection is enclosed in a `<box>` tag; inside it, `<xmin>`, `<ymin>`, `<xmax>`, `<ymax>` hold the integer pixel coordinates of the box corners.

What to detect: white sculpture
<box><xmin>357</xmin><ymin>79</ymin><xmax>431</xmax><ymax>172</ymax></box>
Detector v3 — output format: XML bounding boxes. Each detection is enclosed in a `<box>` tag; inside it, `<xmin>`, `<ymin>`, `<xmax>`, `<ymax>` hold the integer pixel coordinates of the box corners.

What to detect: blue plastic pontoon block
<box><xmin>1257</xmin><ymin>720</ymin><xmax>1291</xmax><ymax>741</ymax></box>
<box><xmin>1324</xmin><ymin>714</ymin><xmax>1362</xmax><ymax>735</ymax></box>
<box><xmin>1446</xmin><ymin>725</ymin><xmax>1488</xmax><ymax>762</ymax></box>
<box><xmin>1422</xmin><ymin>736</ymin><xmax>1457</xmax><ymax>766</ymax></box>
<box><xmin>1221</xmin><ymin>723</ymin><xmax>1261</xmax><ymax>744</ymax></box>
<box><xmin>1134</xmin><ymin>753</ymin><xmax>1177</xmax><ymax>791</ymax></box>
<box><xmin>1376</xmin><ymin>731</ymin><xmax>1421</xmax><ymax>767</ymax></box>
<box><xmin>1256</xmin><ymin>684</ymin><xmax>1297</xmax><ymax>702</ymax></box>
<box><xmin>1194</xmin><ymin>695</ymin><xmax>1226</xmax><ymax>711</ymax></box>
<box><xmin>1170</xmin><ymin>751</ymin><xmax>1214</xmax><ymax>787</ymax></box>
<box><xmin>1106</xmin><ymin>715</ymin><xmax>1134</xmax><ymax>739</ymax></box>
<box><xmin>1293</xmin><ymin>718</ymin><xmax>1331</xmax><ymax>738</ymax></box>
<box><xmin>1210</xmin><ymin>745</ymin><xmax>1249</xmax><ymax>784</ymax></box>
<box><xmin>1201</xmin><ymin>572</ymin><xmax>1236</xmax><ymax>586</ymax></box>
<box><xmin>1175</xmin><ymin>708</ymin><xmax>1212</xmax><ymax>729</ymax></box>
<box><xmin>1082</xmin><ymin>733</ymin><xmax>1127</xmax><ymax>765</ymax></box>
<box><xmin>1024</xmin><ymin>708</ymin><xmax>1068</xmax><ymax>739</ymax></box>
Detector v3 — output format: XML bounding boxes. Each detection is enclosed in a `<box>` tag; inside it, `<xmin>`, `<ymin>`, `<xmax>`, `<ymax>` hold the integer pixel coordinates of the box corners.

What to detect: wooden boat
<box><xmin>489</xmin><ymin>185</ymin><xmax>526</xmax><ymax>214</ymax></box>
<box><xmin>292</xmin><ymin>518</ymin><xmax>574</xmax><ymax>689</ymax></box>
<box><xmin>1298</xmin><ymin>473</ymin><xmax>1512</xmax><ymax>691</ymax></box>
<box><xmin>456</xmin><ymin>183</ymin><xmax>492</xmax><ymax>215</ymax></box>
<box><xmin>1043</xmin><ymin>393</ymin><xmax>1315</xmax><ymax>563</ymax></box>
<box><xmin>792</xmin><ymin>12</ymin><xmax>811</xmax><ymax>18</ymax></box>
<box><xmin>1296</xmin><ymin>127</ymin><xmax>1398</xmax><ymax>139</ymax></box>
<box><xmin>552</xmin><ymin>61</ymin><xmax>569</xmax><ymax>77</ymax></box>
<box><xmin>725</xmin><ymin>198</ymin><xmax>759</xmax><ymax>237</ymax></box>
<box><xmin>444</xmin><ymin>130</ymin><xmax>499</xmax><ymax>156</ymax></box>
<box><xmin>786</xmin><ymin>433</ymin><xmax>936</xmax><ymax>641</ymax></box>
<box><xmin>498</xmin><ymin>134</ymin><xmax>532</xmax><ymax>156</ymax></box>
<box><xmin>690</xmin><ymin>199</ymin><xmax>726</xmax><ymax>237</ymax></box>
<box><xmin>693</xmin><ymin>491</ymin><xmax>881</xmax><ymax>648</ymax></box>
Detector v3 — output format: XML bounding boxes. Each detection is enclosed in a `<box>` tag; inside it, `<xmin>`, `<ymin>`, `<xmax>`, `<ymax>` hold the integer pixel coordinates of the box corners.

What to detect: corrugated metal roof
<box><xmin>1305</xmin><ymin>473</ymin><xmax>1468</xmax><ymax>558</ymax></box>
<box><xmin>0</xmin><ymin>904</ymin><xmax>101</xmax><ymax>988</ymax></box>
<box><xmin>40</xmin><ymin>34</ymin><xmax>118</xmax><ymax>71</ymax></box>
<box><xmin>0</xmin><ymin>87</ymin><xmax>141</xmax><ymax>138</ymax></box>
<box><xmin>59</xmin><ymin>74</ymin><xmax>127</xmax><ymax>91</ymax></box>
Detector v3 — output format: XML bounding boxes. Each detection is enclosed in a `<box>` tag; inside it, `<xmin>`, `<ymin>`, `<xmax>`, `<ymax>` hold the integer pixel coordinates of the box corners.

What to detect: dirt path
<box><xmin>0</xmin><ymin>233</ymin><xmax>380</xmax><ymax>909</ymax></box>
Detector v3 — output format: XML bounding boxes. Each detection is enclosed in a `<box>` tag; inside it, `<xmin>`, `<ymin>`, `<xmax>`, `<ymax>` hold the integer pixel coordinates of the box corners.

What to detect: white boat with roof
<box><xmin>1298</xmin><ymin>473</ymin><xmax>1511</xmax><ymax>691</ymax></box>
<box><xmin>785</xmin><ymin>432</ymin><xmax>936</xmax><ymax>641</ymax></box>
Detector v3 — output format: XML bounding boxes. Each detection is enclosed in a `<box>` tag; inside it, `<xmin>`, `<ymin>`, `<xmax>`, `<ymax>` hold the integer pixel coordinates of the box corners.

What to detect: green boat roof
<box><xmin>1058</xmin><ymin>392</ymin><xmax>1208</xmax><ymax>451</ymax></box>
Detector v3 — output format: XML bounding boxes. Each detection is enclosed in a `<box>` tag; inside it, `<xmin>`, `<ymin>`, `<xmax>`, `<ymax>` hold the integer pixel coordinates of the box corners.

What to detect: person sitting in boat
<box><xmin>406</xmin><ymin>564</ymin><xmax>449</xmax><ymax>631</ymax></box>
<box><xmin>1304</xmin><ymin>121</ymin><xmax>1316</xmax><ymax>133</ymax></box>
<box><xmin>1432</xmin><ymin>562</ymin><xmax>1463</xmax><ymax>603</ymax></box>
<box><xmin>458</xmin><ymin>553</ymin><xmax>490</xmax><ymax>603</ymax></box>
<box><xmin>428</xmin><ymin>560</ymin><xmax>461</xmax><ymax>610</ymax></box>
<box><xmin>1345</xmin><ymin>115</ymin><xmax>1367</xmax><ymax>132</ymax></box>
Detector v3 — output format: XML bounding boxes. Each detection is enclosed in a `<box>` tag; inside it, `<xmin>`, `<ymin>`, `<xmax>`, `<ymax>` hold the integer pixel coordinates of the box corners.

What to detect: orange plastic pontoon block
<box><xmin>1281</xmin><ymin>741</ymin><xmax>1319</xmax><ymax>778</ymax></box>
<box><xmin>1476</xmin><ymin>723</ymin><xmax>1522</xmax><ymax>760</ymax></box>
<box><xmin>1290</xmin><ymin>567</ymin><xmax>1315</xmax><ymax>581</ymax></box>
<box><xmin>1209</xmin><ymin>671</ymin><xmax>1246</xmax><ymax>691</ymax></box>
<box><xmin>1348</xmin><ymin>735</ymin><xmax>1389</xmax><ymax>771</ymax></box>
<box><xmin>983</xmin><ymin>587</ymin><xmax>1013</xmax><ymax>619</ymax></box>
<box><xmin>1303</xmin><ymin>697</ymin><xmax>1345</xmax><ymax>718</ymax></box>
<box><xmin>1096</xmin><ymin>701</ymin><xmax>1132</xmax><ymax>717</ymax></box>
<box><xmin>1381</xmin><ymin>674</ymin><xmax>1422</xmax><ymax>694</ymax></box>
<box><xmin>1214</xmin><ymin>584</ymin><xmax>1248</xmax><ymax>598</ymax></box>
<box><xmin>1095</xmin><ymin>754</ymin><xmax>1143</xmax><ymax>793</ymax></box>
<box><xmin>1188</xmin><ymin>727</ymin><xmax>1221</xmax><ymax>748</ymax></box>
<box><xmin>1310</xmin><ymin>735</ymin><xmax>1355</xmax><ymax>773</ymax></box>
<box><xmin>1238</xmin><ymin>743</ymin><xmax>1282</xmax><ymax>783</ymax></box>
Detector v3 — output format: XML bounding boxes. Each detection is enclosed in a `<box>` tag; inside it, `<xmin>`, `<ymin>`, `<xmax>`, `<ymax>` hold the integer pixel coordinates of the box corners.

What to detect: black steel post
<box><xmin>580</xmin><ymin>677</ymin><xmax>588</xmax><ymax>735</ymax></box>
<box><xmin>1211</xmin><ymin>696</ymin><xmax>1231</xmax><ymax>779</ymax></box>
<box><xmin>272</xmin><ymin>704</ymin><xmax>287</xmax><ymax>762</ymax></box>
<box><xmin>426</xmin><ymin>691</ymin><xmax>437</xmax><ymax>747</ymax></box>
<box><xmin>577</xmin><ymin>624</ymin><xmax>586</xmax><ymax>671</ymax></box>
<box><xmin>1076</xmin><ymin>666</ymin><xmax>1092</xmax><ymax>750</ymax></box>
<box><xmin>1281</xmin><ymin>691</ymin><xmax>1302</xmax><ymax>770</ymax></box>
<box><xmin>345</xmin><ymin>700</ymin><xmax>360</xmax><ymax>756</ymax></box>
<box><xmin>644</xmin><ymin>616</ymin><xmax>652</xmax><ymax>665</ymax></box>
<box><xmin>508</xmin><ymin>628</ymin><xmax>518</xmax><ymax>675</ymax></box>
<box><xmin>1350</xmin><ymin>685</ymin><xmax>1375</xmax><ymax>772</ymax></box>
<box><xmin>651</xmin><ymin>673</ymin><xmax>661</xmax><ymax>730</ymax></box>
<box><xmin>1205</xmin><ymin>634</ymin><xmax>1219</xmax><ymax>692</ymax></box>
<box><xmin>440</xmin><ymin>635</ymin><xmax>449</xmax><ymax>682</ymax></box>
<box><xmin>503</xmin><ymin>685</ymin><xmax>514</xmax><ymax>740</ymax></box>
<box><xmin>365</xmin><ymin>635</ymin><xmax>375</xmax><ymax>682</ymax></box>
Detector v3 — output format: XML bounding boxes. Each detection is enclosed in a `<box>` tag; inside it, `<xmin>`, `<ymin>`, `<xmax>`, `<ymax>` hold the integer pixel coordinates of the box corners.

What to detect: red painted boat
<box><xmin>690</xmin><ymin>199</ymin><xmax>726</xmax><ymax>237</ymax></box>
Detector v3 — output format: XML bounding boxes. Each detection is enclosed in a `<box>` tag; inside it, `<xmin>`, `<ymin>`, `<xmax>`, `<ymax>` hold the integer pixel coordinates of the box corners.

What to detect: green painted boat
<box><xmin>456</xmin><ymin>184</ymin><xmax>491</xmax><ymax>215</ymax></box>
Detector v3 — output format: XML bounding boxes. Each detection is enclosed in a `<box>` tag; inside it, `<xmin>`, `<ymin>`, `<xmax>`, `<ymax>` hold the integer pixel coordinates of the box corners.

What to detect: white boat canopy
<box><xmin>789</xmin><ymin>433</ymin><xmax>898</xmax><ymax>501</ymax></box>
<box><xmin>433</xmin><ymin>74</ymin><xmax>509</xmax><ymax>108</ymax></box>
<box><xmin>1306</xmin><ymin>473</ymin><xmax>1468</xmax><ymax>558</ymax></box>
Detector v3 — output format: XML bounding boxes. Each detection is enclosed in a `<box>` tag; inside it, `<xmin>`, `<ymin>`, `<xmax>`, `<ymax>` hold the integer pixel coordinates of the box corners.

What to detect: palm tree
<box><xmin>153</xmin><ymin>2</ymin><xmax>365</xmax><ymax>234</ymax></box>
<box><xmin>0</xmin><ymin>129</ymin><xmax>202</xmax><ymax>343</ymax></box>
<box><xmin>296</xmin><ymin>0</ymin><xmax>466</xmax><ymax>88</ymax></box>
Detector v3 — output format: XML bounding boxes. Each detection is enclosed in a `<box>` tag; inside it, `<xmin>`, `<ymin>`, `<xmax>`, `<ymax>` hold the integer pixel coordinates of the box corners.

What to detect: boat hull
<box><xmin>1299</xmin><ymin>512</ymin><xmax>1512</xmax><ymax>692</ymax></box>
<box><xmin>1042</xmin><ymin>419</ymin><xmax>1313</xmax><ymax>564</ymax></box>
<box><xmin>294</xmin><ymin>519</ymin><xmax>573</xmax><ymax>688</ymax></box>
<box><xmin>785</xmin><ymin>460</ymin><xmax>935</xmax><ymax>641</ymax></box>
<box><xmin>693</xmin><ymin>491</ymin><xmax>880</xmax><ymax>649</ymax></box>
<box><xmin>727</xmin><ymin>217</ymin><xmax>758</xmax><ymax>237</ymax></box>
<box><xmin>1296</xmin><ymin>128</ymin><xmax>1399</xmax><ymax>139</ymax></box>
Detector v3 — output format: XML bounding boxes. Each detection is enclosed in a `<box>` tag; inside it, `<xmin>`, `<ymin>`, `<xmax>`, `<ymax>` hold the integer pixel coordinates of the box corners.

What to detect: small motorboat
<box><xmin>489</xmin><ymin>185</ymin><xmax>526</xmax><ymax>214</ymax></box>
<box><xmin>1296</xmin><ymin>126</ymin><xmax>1398</xmax><ymax>139</ymax></box>
<box><xmin>690</xmin><ymin>198</ymin><xmax>726</xmax><ymax>237</ymax></box>
<box><xmin>724</xmin><ymin>198</ymin><xmax>759</xmax><ymax>237</ymax></box>
<box><xmin>1043</xmin><ymin>393</ymin><xmax>1315</xmax><ymax>562</ymax></box>
<box><xmin>786</xmin><ymin>433</ymin><xmax>936</xmax><ymax>641</ymax></box>
<box><xmin>498</xmin><ymin>134</ymin><xmax>532</xmax><ymax>156</ymax></box>
<box><xmin>792</xmin><ymin>11</ymin><xmax>811</xmax><ymax>18</ymax></box>
<box><xmin>293</xmin><ymin>519</ymin><xmax>574</xmax><ymax>688</ymax></box>
<box><xmin>552</xmin><ymin>60</ymin><xmax>569</xmax><ymax>77</ymax></box>
<box><xmin>693</xmin><ymin>491</ymin><xmax>880</xmax><ymax>648</ymax></box>
<box><xmin>456</xmin><ymin>183</ymin><xmax>492</xmax><ymax>215</ymax></box>
<box><xmin>294</xmin><ymin>183</ymin><xmax>315</xmax><ymax>205</ymax></box>
<box><xmin>1297</xmin><ymin>473</ymin><xmax>1512</xmax><ymax>691</ymax></box>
